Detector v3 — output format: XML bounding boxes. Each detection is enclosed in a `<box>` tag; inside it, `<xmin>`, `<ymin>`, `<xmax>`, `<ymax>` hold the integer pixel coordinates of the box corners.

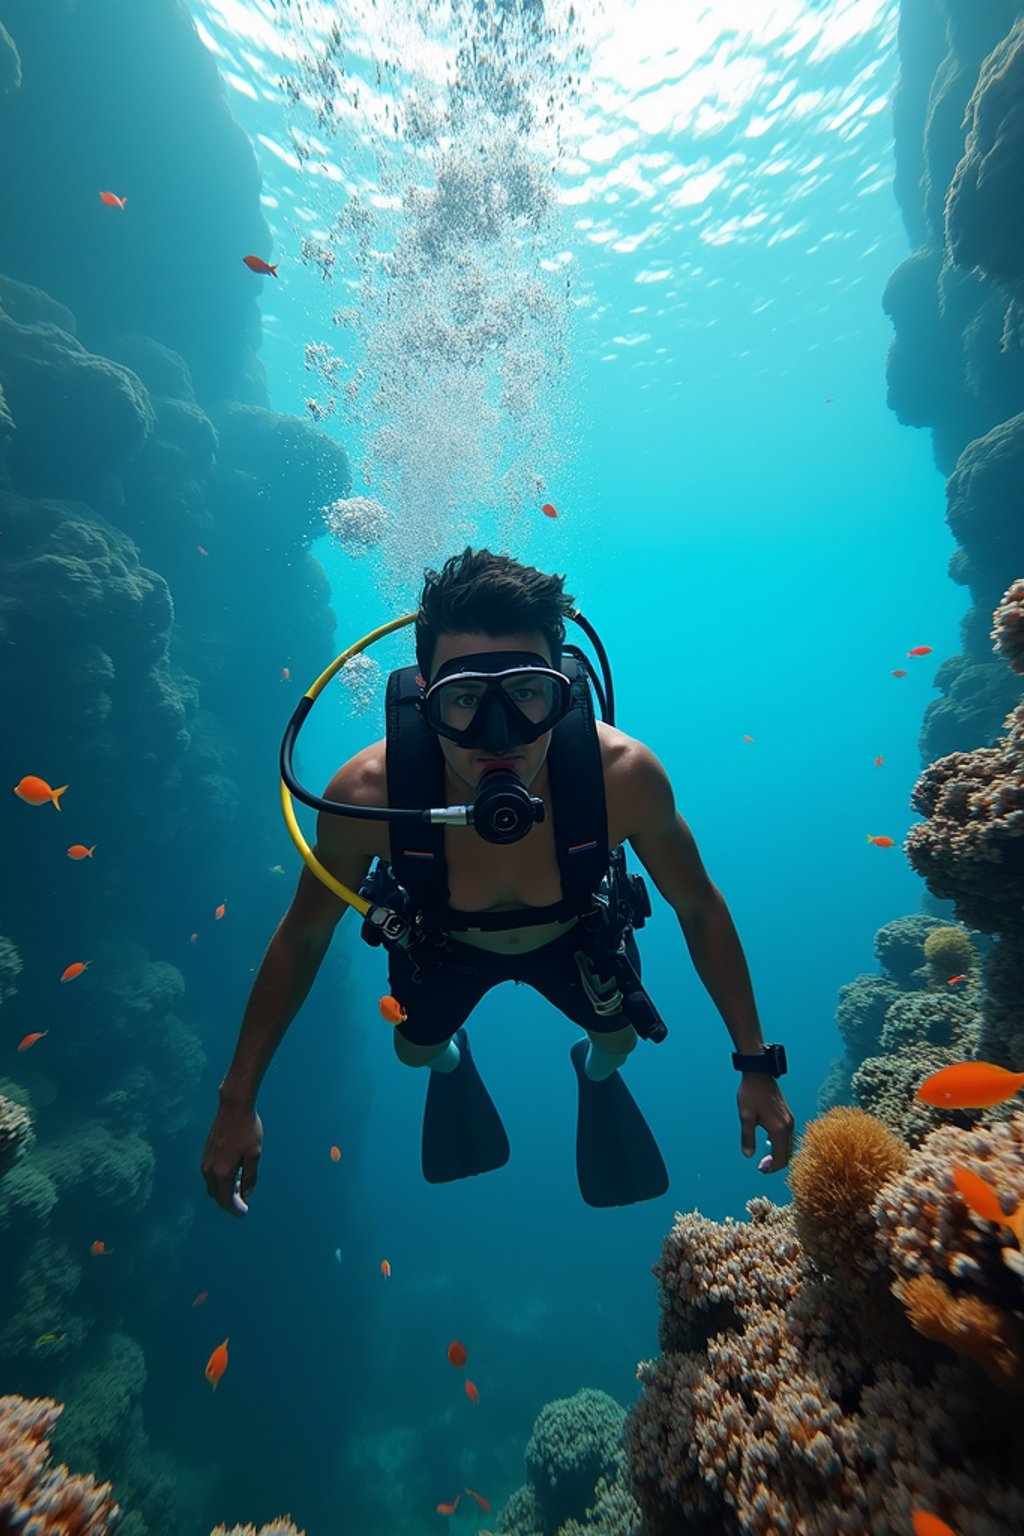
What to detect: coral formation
<box><xmin>525</xmin><ymin>1389</ymin><xmax>628</xmax><ymax>1535</ymax></box>
<box><xmin>0</xmin><ymin>1393</ymin><xmax>119</xmax><ymax>1533</ymax></box>
<box><xmin>922</xmin><ymin>923</ymin><xmax>978</xmax><ymax>983</ymax></box>
<box><xmin>210</xmin><ymin>1524</ymin><xmax>304</xmax><ymax>1536</ymax></box>
<box><xmin>873</xmin><ymin>913</ymin><xmax>947</xmax><ymax>984</ymax></box>
<box><xmin>992</xmin><ymin>576</ymin><xmax>1024</xmax><ymax>673</ymax></box>
<box><xmin>0</xmin><ymin>1090</ymin><xmax>32</xmax><ymax>1180</ymax></box>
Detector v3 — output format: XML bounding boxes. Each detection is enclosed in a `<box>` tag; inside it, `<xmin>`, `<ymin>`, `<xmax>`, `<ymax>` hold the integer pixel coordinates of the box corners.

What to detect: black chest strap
<box><xmin>384</xmin><ymin>652</ymin><xmax>609</xmax><ymax>932</ymax></box>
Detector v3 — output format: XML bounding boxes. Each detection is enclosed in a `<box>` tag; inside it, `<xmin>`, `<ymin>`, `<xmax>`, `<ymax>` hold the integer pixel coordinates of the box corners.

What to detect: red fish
<box><xmin>379</xmin><ymin>995</ymin><xmax>407</xmax><ymax>1026</ymax></box>
<box><xmin>67</xmin><ymin>844</ymin><xmax>96</xmax><ymax>859</ymax></box>
<box><xmin>14</xmin><ymin>775</ymin><xmax>68</xmax><ymax>810</ymax></box>
<box><xmin>874</xmin><ymin>756</ymin><xmax>884</xmax><ymax>768</ymax></box>
<box><xmin>214</xmin><ymin>903</ymin><xmax>226</xmax><ymax>920</ymax></box>
<box><xmin>541</xmin><ymin>502</ymin><xmax>558</xmax><ymax>519</ymax></box>
<box><xmin>866</xmin><ymin>835</ymin><xmax>894</xmax><ymax>848</ymax></box>
<box><xmin>947</xmin><ymin>974</ymin><xmax>967</xmax><ymax>986</ymax></box>
<box><xmin>447</xmin><ymin>1340</ymin><xmax>468</xmax><ymax>1368</ymax></box>
<box><xmin>436</xmin><ymin>1496</ymin><xmax>461</xmax><ymax>1515</ymax></box>
<box><xmin>912</xmin><ymin>1514</ymin><xmax>957</xmax><ymax>1536</ymax></box>
<box><xmin>191</xmin><ymin>1291</ymin><xmax>209</xmax><ymax>1308</ymax></box>
<box><xmin>464</xmin><ymin>1488</ymin><xmax>491</xmax><ymax>1513</ymax></box>
<box><xmin>99</xmin><ymin>191</ymin><xmax>126</xmax><ymax>209</ymax></box>
<box><xmin>17</xmin><ymin>1031</ymin><xmax>48</xmax><ymax>1051</ymax></box>
<box><xmin>741</xmin><ymin>734</ymin><xmax>755</xmax><ymax>744</ymax></box>
<box><xmin>243</xmin><ymin>255</ymin><xmax>278</xmax><ymax>277</ymax></box>
<box><xmin>90</xmin><ymin>1240</ymin><xmax>113</xmax><ymax>1256</ymax></box>
<box><xmin>329</xmin><ymin>1145</ymin><xmax>342</xmax><ymax>1162</ymax></box>
<box><xmin>465</xmin><ymin>1379</ymin><xmax>479</xmax><ymax>1404</ymax></box>
<box><xmin>907</xmin><ymin>646</ymin><xmax>933</xmax><ymax>658</ymax></box>
<box><xmin>205</xmin><ymin>1338</ymin><xmax>229</xmax><ymax>1390</ymax></box>
<box><xmin>891</xmin><ymin>669</ymin><xmax>907</xmax><ymax>678</ymax></box>
<box><xmin>60</xmin><ymin>961</ymin><xmax>90</xmax><ymax>983</ymax></box>
<box><xmin>917</xmin><ymin>1060</ymin><xmax>1024</xmax><ymax>1109</ymax></box>
<box><xmin>951</xmin><ymin>1164</ymin><xmax>1024</xmax><ymax>1244</ymax></box>
<box><xmin>380</xmin><ymin>1259</ymin><xmax>391</xmax><ymax>1279</ymax></box>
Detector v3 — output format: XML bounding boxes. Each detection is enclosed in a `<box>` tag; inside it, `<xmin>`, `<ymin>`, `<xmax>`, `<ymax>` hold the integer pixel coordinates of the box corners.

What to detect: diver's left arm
<box><xmin>624</xmin><ymin>744</ymin><xmax>795</xmax><ymax>1172</ymax></box>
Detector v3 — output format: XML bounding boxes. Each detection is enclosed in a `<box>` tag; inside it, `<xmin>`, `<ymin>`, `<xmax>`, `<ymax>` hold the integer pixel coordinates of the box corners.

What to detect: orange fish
<box><xmin>280</xmin><ymin>667</ymin><xmax>291</xmax><ymax>681</ymax></box>
<box><xmin>99</xmin><ymin>191</ymin><xmax>126</xmax><ymax>209</ymax></box>
<box><xmin>436</xmin><ymin>1497</ymin><xmax>460</xmax><ymax>1516</ymax></box>
<box><xmin>191</xmin><ymin>1291</ymin><xmax>209</xmax><ymax>1308</ymax></box>
<box><xmin>66</xmin><ymin>844</ymin><xmax>96</xmax><ymax>859</ymax></box>
<box><xmin>329</xmin><ymin>1145</ymin><xmax>342</xmax><ymax>1162</ymax></box>
<box><xmin>947</xmin><ymin>974</ymin><xmax>967</xmax><ymax>986</ymax></box>
<box><xmin>14</xmin><ymin>775</ymin><xmax>68</xmax><ymax>810</ymax></box>
<box><xmin>89</xmin><ymin>1240</ymin><xmax>113</xmax><ymax>1256</ymax></box>
<box><xmin>951</xmin><ymin>1164</ymin><xmax>1024</xmax><ymax>1244</ymax></box>
<box><xmin>380</xmin><ymin>1259</ymin><xmax>391</xmax><ymax>1279</ymax></box>
<box><xmin>205</xmin><ymin>1338</ymin><xmax>229</xmax><ymax>1390</ymax></box>
<box><xmin>465</xmin><ymin>1379</ymin><xmax>479</xmax><ymax>1404</ymax></box>
<box><xmin>891</xmin><ymin>669</ymin><xmax>907</xmax><ymax>678</ymax></box>
<box><xmin>741</xmin><ymin>734</ymin><xmax>754</xmax><ymax>744</ymax></box>
<box><xmin>215</xmin><ymin>903</ymin><xmax>226</xmax><ymax>920</ymax></box>
<box><xmin>917</xmin><ymin>1060</ymin><xmax>1024</xmax><ymax>1110</ymax></box>
<box><xmin>907</xmin><ymin>646</ymin><xmax>933</xmax><ymax>658</ymax></box>
<box><xmin>379</xmin><ymin>995</ymin><xmax>407</xmax><ymax>1026</ymax></box>
<box><xmin>60</xmin><ymin>961</ymin><xmax>90</xmax><ymax>983</ymax></box>
<box><xmin>541</xmin><ymin>502</ymin><xmax>558</xmax><ymax>519</ymax></box>
<box><xmin>866</xmin><ymin>835</ymin><xmax>894</xmax><ymax>848</ymax></box>
<box><xmin>464</xmin><ymin>1489</ymin><xmax>491</xmax><ymax>1513</ymax></box>
<box><xmin>912</xmin><ymin>1514</ymin><xmax>957</xmax><ymax>1536</ymax></box>
<box><xmin>874</xmin><ymin>756</ymin><xmax>884</xmax><ymax>768</ymax></box>
<box><xmin>17</xmin><ymin>1031</ymin><xmax>48</xmax><ymax>1051</ymax></box>
<box><xmin>243</xmin><ymin>255</ymin><xmax>278</xmax><ymax>277</ymax></box>
<box><xmin>447</xmin><ymin>1340</ymin><xmax>468</xmax><ymax>1368</ymax></box>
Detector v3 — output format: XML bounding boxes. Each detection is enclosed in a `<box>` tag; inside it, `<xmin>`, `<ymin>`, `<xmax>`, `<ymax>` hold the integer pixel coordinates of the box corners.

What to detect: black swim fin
<box><xmin>570</xmin><ymin>1039</ymin><xmax>669</xmax><ymax>1208</ymax></box>
<box><xmin>421</xmin><ymin>1028</ymin><xmax>510</xmax><ymax>1184</ymax></box>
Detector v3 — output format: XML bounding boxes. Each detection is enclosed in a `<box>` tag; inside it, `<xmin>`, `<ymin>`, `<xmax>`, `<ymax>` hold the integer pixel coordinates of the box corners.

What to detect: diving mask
<box><xmin>421</xmin><ymin>651</ymin><xmax>573</xmax><ymax>751</ymax></box>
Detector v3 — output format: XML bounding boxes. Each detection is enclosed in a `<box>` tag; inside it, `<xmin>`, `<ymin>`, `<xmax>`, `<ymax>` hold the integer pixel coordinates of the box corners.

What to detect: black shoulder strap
<box><xmin>385</xmin><ymin>650</ymin><xmax>609</xmax><ymax>931</ymax></box>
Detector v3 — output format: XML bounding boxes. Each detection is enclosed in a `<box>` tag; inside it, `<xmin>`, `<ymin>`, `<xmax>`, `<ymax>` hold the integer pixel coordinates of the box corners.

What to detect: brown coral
<box><xmin>0</xmin><ymin>1394</ymin><xmax>119</xmax><ymax>1534</ymax></box>
<box><xmin>992</xmin><ymin>577</ymin><xmax>1024</xmax><ymax>674</ymax></box>
<box><xmin>788</xmin><ymin>1107</ymin><xmax>909</xmax><ymax>1285</ymax></box>
<box><xmin>209</xmin><ymin>1523</ymin><xmax>305</xmax><ymax>1536</ymax></box>
<box><xmin>922</xmin><ymin>924</ymin><xmax>977</xmax><ymax>984</ymax></box>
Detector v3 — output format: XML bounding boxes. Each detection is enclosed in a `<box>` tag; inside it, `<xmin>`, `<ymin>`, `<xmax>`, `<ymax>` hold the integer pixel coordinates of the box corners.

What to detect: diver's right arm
<box><xmin>200</xmin><ymin>754</ymin><xmax>379</xmax><ymax>1215</ymax></box>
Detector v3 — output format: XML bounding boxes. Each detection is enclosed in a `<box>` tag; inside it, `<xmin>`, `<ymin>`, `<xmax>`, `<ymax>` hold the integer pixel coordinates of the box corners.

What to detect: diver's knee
<box><xmin>393</xmin><ymin>1031</ymin><xmax>453</xmax><ymax>1069</ymax></box>
<box><xmin>587</xmin><ymin>1024</ymin><xmax>638</xmax><ymax>1057</ymax></box>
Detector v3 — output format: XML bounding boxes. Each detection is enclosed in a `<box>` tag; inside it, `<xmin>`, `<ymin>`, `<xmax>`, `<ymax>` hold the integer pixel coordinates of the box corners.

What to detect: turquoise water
<box><xmin>0</xmin><ymin>1</ymin><xmax>975</xmax><ymax>1530</ymax></box>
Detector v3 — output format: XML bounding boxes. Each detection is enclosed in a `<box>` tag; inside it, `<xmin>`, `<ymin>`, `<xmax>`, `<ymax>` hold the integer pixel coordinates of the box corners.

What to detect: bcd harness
<box><xmin>357</xmin><ymin>647</ymin><xmax>669</xmax><ymax>1043</ymax></box>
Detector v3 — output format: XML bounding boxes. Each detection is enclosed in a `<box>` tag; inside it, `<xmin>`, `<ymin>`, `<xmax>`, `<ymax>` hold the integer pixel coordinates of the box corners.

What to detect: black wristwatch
<box><xmin>732</xmin><ymin>1043</ymin><xmax>787</xmax><ymax>1078</ymax></box>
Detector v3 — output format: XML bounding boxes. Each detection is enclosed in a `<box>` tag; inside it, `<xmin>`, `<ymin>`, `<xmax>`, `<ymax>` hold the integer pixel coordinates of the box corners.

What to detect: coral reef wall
<box><xmin>885</xmin><ymin>0</ymin><xmax>1024</xmax><ymax>759</ymax></box>
<box><xmin>0</xmin><ymin>3</ymin><xmax>366</xmax><ymax>1530</ymax></box>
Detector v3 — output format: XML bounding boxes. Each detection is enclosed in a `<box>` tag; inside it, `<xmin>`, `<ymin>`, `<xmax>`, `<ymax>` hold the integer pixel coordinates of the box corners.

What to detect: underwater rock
<box><xmin>947</xmin><ymin>18</ymin><xmax>1024</xmax><ymax>294</ymax></box>
<box><xmin>0</xmin><ymin>1092</ymin><xmax>31</xmax><ymax>1181</ymax></box>
<box><xmin>524</xmin><ymin>1388</ymin><xmax>628</xmax><ymax>1536</ymax></box>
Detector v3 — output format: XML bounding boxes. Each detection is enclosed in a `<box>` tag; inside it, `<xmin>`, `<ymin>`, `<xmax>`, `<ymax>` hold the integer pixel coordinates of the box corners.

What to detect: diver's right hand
<box><xmin>201</xmin><ymin>1100</ymin><xmax>263</xmax><ymax>1216</ymax></box>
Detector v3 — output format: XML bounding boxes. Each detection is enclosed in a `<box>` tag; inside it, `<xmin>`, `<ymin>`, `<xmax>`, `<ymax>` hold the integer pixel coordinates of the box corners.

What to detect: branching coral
<box><xmin>922</xmin><ymin>923</ymin><xmax>978</xmax><ymax>983</ymax></box>
<box><xmin>0</xmin><ymin>1090</ymin><xmax>31</xmax><ymax>1180</ymax></box>
<box><xmin>0</xmin><ymin>1393</ymin><xmax>119</xmax><ymax>1534</ymax></box>
<box><xmin>210</xmin><ymin>1523</ymin><xmax>304</xmax><ymax>1536</ymax></box>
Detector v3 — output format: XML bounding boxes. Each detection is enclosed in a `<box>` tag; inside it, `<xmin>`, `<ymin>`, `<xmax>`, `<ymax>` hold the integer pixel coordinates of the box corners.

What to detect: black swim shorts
<box><xmin>389</xmin><ymin>924</ymin><xmax>639</xmax><ymax>1049</ymax></box>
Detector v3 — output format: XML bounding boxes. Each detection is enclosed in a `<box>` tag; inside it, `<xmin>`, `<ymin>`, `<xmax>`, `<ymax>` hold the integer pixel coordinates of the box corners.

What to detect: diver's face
<box><xmin>429</xmin><ymin>630</ymin><xmax>556</xmax><ymax>796</ymax></box>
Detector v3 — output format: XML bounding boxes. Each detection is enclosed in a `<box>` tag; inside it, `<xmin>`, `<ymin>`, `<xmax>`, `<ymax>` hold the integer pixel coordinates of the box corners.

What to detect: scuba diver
<box><xmin>201</xmin><ymin>548</ymin><xmax>794</xmax><ymax>1213</ymax></box>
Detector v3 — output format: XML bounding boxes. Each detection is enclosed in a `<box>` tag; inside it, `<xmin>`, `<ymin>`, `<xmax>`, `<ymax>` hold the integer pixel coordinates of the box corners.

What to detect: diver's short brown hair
<box><xmin>415</xmin><ymin>548</ymin><xmax>575</xmax><ymax>679</ymax></box>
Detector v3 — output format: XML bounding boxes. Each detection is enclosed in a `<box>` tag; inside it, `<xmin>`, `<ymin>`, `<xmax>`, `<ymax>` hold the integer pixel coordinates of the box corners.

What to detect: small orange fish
<box><xmin>447</xmin><ymin>1340</ymin><xmax>468</xmax><ymax>1368</ymax></box>
<box><xmin>191</xmin><ymin>1291</ymin><xmax>209</xmax><ymax>1308</ymax></box>
<box><xmin>17</xmin><ymin>1031</ymin><xmax>48</xmax><ymax>1051</ymax></box>
<box><xmin>891</xmin><ymin>669</ymin><xmax>907</xmax><ymax>678</ymax></box>
<box><xmin>66</xmin><ymin>844</ymin><xmax>96</xmax><ymax>860</ymax></box>
<box><xmin>89</xmin><ymin>1240</ymin><xmax>113</xmax><ymax>1256</ymax></box>
<box><xmin>866</xmin><ymin>835</ymin><xmax>894</xmax><ymax>848</ymax></box>
<box><xmin>14</xmin><ymin>775</ymin><xmax>68</xmax><ymax>810</ymax></box>
<box><xmin>436</xmin><ymin>1497</ymin><xmax>461</xmax><ymax>1516</ymax></box>
<box><xmin>465</xmin><ymin>1379</ymin><xmax>479</xmax><ymax>1404</ymax></box>
<box><xmin>329</xmin><ymin>1145</ymin><xmax>342</xmax><ymax>1162</ymax></box>
<box><xmin>917</xmin><ymin>1060</ymin><xmax>1024</xmax><ymax>1109</ymax></box>
<box><xmin>464</xmin><ymin>1489</ymin><xmax>491</xmax><ymax>1513</ymax></box>
<box><xmin>541</xmin><ymin>502</ymin><xmax>558</xmax><ymax>519</ymax></box>
<box><xmin>947</xmin><ymin>974</ymin><xmax>967</xmax><ymax>986</ymax></box>
<box><xmin>951</xmin><ymin>1164</ymin><xmax>1024</xmax><ymax>1244</ymax></box>
<box><xmin>741</xmin><ymin>734</ymin><xmax>754</xmax><ymax>744</ymax></box>
<box><xmin>907</xmin><ymin>646</ymin><xmax>933</xmax><ymax>658</ymax></box>
<box><xmin>379</xmin><ymin>995</ymin><xmax>407</xmax><ymax>1026</ymax></box>
<box><xmin>60</xmin><ymin>961</ymin><xmax>90</xmax><ymax>983</ymax></box>
<box><xmin>243</xmin><ymin>254</ymin><xmax>278</xmax><ymax>277</ymax></box>
<box><xmin>380</xmin><ymin>1259</ymin><xmax>391</xmax><ymax>1279</ymax></box>
<box><xmin>874</xmin><ymin>756</ymin><xmax>884</xmax><ymax>768</ymax></box>
<box><xmin>912</xmin><ymin>1514</ymin><xmax>957</xmax><ymax>1536</ymax></box>
<box><xmin>205</xmin><ymin>1338</ymin><xmax>229</xmax><ymax>1390</ymax></box>
<box><xmin>280</xmin><ymin>667</ymin><xmax>291</xmax><ymax>681</ymax></box>
<box><xmin>214</xmin><ymin>903</ymin><xmax>226</xmax><ymax>920</ymax></box>
<box><xmin>98</xmin><ymin>191</ymin><xmax>126</xmax><ymax>209</ymax></box>
<box><xmin>197</xmin><ymin>545</ymin><xmax>209</xmax><ymax>557</ymax></box>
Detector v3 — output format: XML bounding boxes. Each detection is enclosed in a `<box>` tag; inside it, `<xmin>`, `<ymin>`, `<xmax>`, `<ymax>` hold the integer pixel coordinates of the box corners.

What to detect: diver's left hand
<box><xmin>737</xmin><ymin>1075</ymin><xmax>794</xmax><ymax>1173</ymax></box>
